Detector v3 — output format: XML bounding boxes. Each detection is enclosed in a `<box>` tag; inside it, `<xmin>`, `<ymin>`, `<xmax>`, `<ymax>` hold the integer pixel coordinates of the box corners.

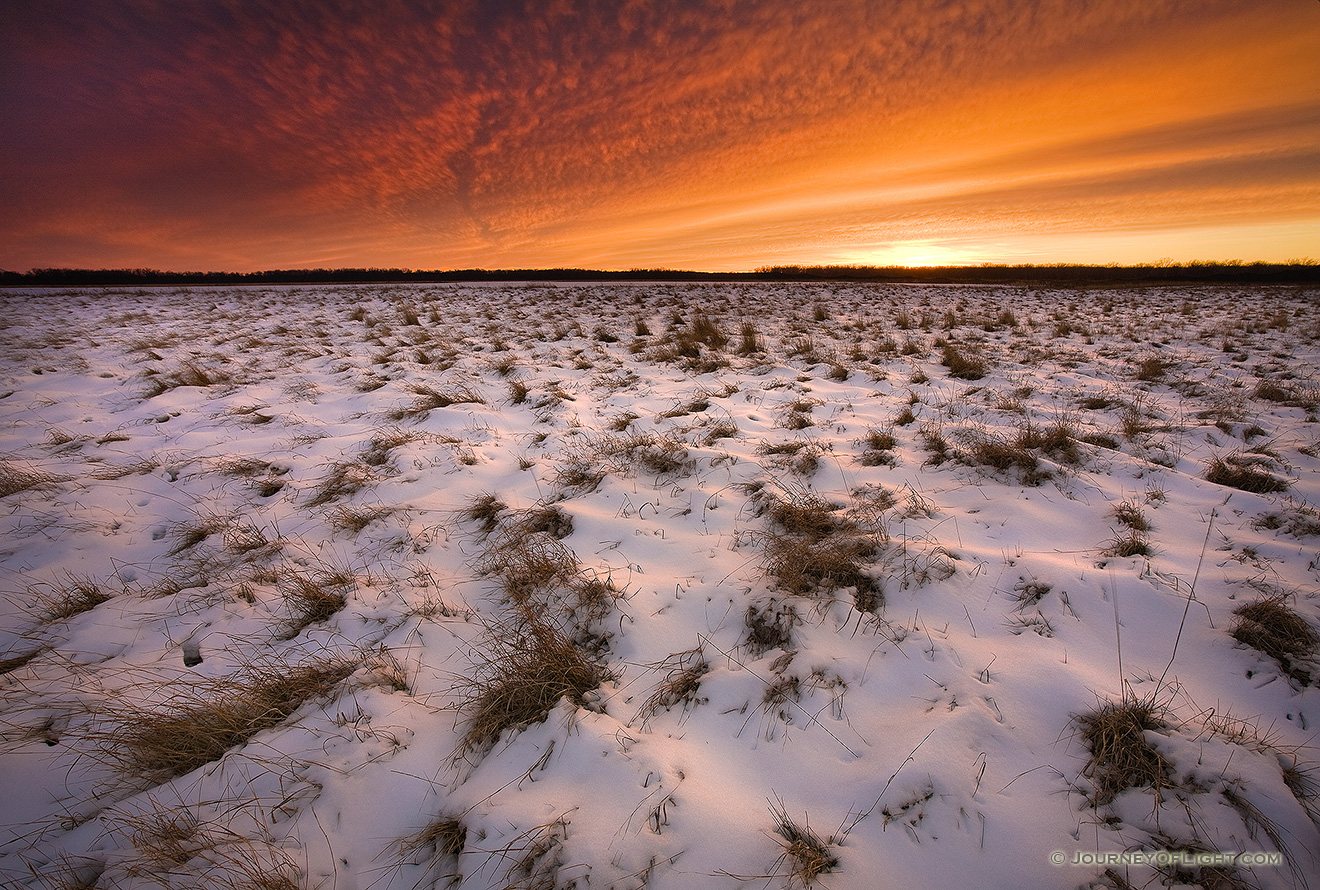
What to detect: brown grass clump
<box><xmin>769</xmin><ymin>800</ymin><xmax>839</xmax><ymax>887</ymax></box>
<box><xmin>276</xmin><ymin>567</ymin><xmax>352</xmax><ymax>639</ymax></box>
<box><xmin>765</xmin><ymin>488</ymin><xmax>847</xmax><ymax>539</ymax></box>
<box><xmin>635</xmin><ymin>647</ymin><xmax>708</xmax><ymax>729</ymax></box>
<box><xmin>759</xmin><ymin>487</ymin><xmax>883</xmax><ymax>606</ymax></box>
<box><xmin>30</xmin><ymin>573</ymin><xmax>112</xmax><ymax>622</ymax></box>
<box><xmin>745</xmin><ymin>599</ymin><xmax>798</xmax><ymax>656</ymax></box>
<box><xmin>764</xmin><ymin>534</ymin><xmax>878</xmax><ymax>599</ymax></box>
<box><xmin>394</xmin><ymin>816</ymin><xmax>467</xmax><ymax>885</ymax></box>
<box><xmin>941</xmin><ymin>343</ymin><xmax>987</xmax><ymax>380</ymax></box>
<box><xmin>859</xmin><ymin>428</ymin><xmax>897</xmax><ymax>466</ymax></box>
<box><xmin>703</xmin><ymin>417</ymin><xmax>739</xmax><ymax>444</ymax></box>
<box><xmin>483</xmin><ymin>528</ymin><xmax>580</xmax><ymax>605</ymax></box>
<box><xmin>359</xmin><ymin>426</ymin><xmax>424</xmax><ymax>467</ymax></box>
<box><xmin>736</xmin><ymin>319</ymin><xmax>762</xmax><ymax>355</ymax></box>
<box><xmin>1104</xmin><ymin>527</ymin><xmax>1153</xmax><ymax>559</ymax></box>
<box><xmin>1015</xmin><ymin>416</ymin><xmax>1082</xmax><ymax>466</ymax></box>
<box><xmin>595</xmin><ymin>432</ymin><xmax>690</xmax><ymax>476</ymax></box>
<box><xmin>143</xmin><ymin>360</ymin><xmax>233</xmax><ymax>396</ymax></box>
<box><xmin>1112</xmin><ymin>498</ymin><xmax>1150</xmax><ymax>531</ymax></box>
<box><xmin>116</xmin><ymin>800</ymin><xmax>308</xmax><ymax>890</ymax></box>
<box><xmin>327</xmin><ymin>503</ymin><xmax>394</xmax><ymax>534</ymax></box>
<box><xmin>386</xmin><ymin>383</ymin><xmax>485</xmax><ymax>420</ymax></box>
<box><xmin>957</xmin><ymin>428</ymin><xmax>1045</xmax><ymax>483</ymax></box>
<box><xmin>0</xmin><ymin>459</ymin><xmax>61</xmax><ymax>497</ymax></box>
<box><xmin>304</xmin><ymin>460</ymin><xmax>375</xmax><ymax>507</ymax></box>
<box><xmin>464</xmin><ymin>493</ymin><xmax>507</xmax><ymax>535</ymax></box>
<box><xmin>1075</xmin><ymin>696</ymin><xmax>1171</xmax><ymax>805</ymax></box>
<box><xmin>1231</xmin><ymin>596</ymin><xmax>1319</xmax><ymax>685</ymax></box>
<box><xmin>1134</xmin><ymin>355</ymin><xmax>1168</xmax><ymax>381</ymax></box>
<box><xmin>761</xmin><ymin>489</ymin><xmax>880</xmax><ymax>599</ymax></box>
<box><xmin>99</xmin><ymin>656</ymin><xmax>357</xmax><ymax>781</ymax></box>
<box><xmin>455</xmin><ymin>614</ymin><xmax>607</xmax><ymax>758</ymax></box>
<box><xmin>1205</xmin><ymin>454</ymin><xmax>1289</xmax><ymax>494</ymax></box>
<box><xmin>0</xmin><ymin>646</ymin><xmax>46</xmax><ymax>676</ymax></box>
<box><xmin>515</xmin><ymin>504</ymin><xmax>575</xmax><ymax>540</ymax></box>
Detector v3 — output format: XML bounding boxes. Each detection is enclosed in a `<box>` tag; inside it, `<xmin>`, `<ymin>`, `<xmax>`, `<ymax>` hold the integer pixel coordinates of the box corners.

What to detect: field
<box><xmin>1</xmin><ymin>281</ymin><xmax>1318</xmax><ymax>890</ymax></box>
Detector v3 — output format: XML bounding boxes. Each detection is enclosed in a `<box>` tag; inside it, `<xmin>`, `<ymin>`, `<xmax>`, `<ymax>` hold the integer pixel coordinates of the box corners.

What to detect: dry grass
<box><xmin>956</xmin><ymin>428</ymin><xmax>1046</xmax><ymax>484</ymax></box>
<box><xmin>143</xmin><ymin>360</ymin><xmax>233</xmax><ymax>396</ymax></box>
<box><xmin>1205</xmin><ymin>454</ymin><xmax>1290</xmax><ymax>494</ymax></box>
<box><xmin>327</xmin><ymin>503</ymin><xmax>394</xmax><ymax>534</ymax></box>
<box><xmin>1104</xmin><ymin>527</ymin><xmax>1153</xmax><ymax>559</ymax></box>
<box><xmin>464</xmin><ymin>493</ymin><xmax>507</xmax><ymax>535</ymax></box>
<box><xmin>634</xmin><ymin>647</ymin><xmax>708</xmax><ymax>729</ymax></box>
<box><xmin>96</xmin><ymin>656</ymin><xmax>358</xmax><ymax>782</ymax></box>
<box><xmin>941</xmin><ymin>343</ymin><xmax>987</xmax><ymax>380</ymax></box>
<box><xmin>765</xmin><ymin>488</ymin><xmax>848</xmax><ymax>539</ymax></box>
<box><xmin>1112</xmin><ymin>498</ymin><xmax>1150</xmax><ymax>531</ymax></box>
<box><xmin>514</xmin><ymin>504</ymin><xmax>575</xmax><ymax>540</ymax></box>
<box><xmin>483</xmin><ymin>528</ymin><xmax>581</xmax><ymax>605</ymax></box>
<box><xmin>394</xmin><ymin>816</ymin><xmax>466</xmax><ymax>885</ymax></box>
<box><xmin>759</xmin><ymin>487</ymin><xmax>883</xmax><ymax>607</ymax></box>
<box><xmin>276</xmin><ymin>566</ymin><xmax>352</xmax><ymax>639</ymax></box>
<box><xmin>595</xmin><ymin>432</ymin><xmax>690</xmax><ymax>476</ymax></box>
<box><xmin>745</xmin><ymin>599</ymin><xmax>798</xmax><ymax>656</ymax></box>
<box><xmin>12</xmin><ymin>854</ymin><xmax>106</xmax><ymax>890</ymax></box>
<box><xmin>1231</xmin><ymin>596</ymin><xmax>1318</xmax><ymax>685</ymax></box>
<box><xmin>736</xmin><ymin>319</ymin><xmax>762</xmax><ymax>355</ymax></box>
<box><xmin>859</xmin><ymin>428</ymin><xmax>897</xmax><ymax>466</ymax></box>
<box><xmin>359</xmin><ymin>426</ymin><xmax>424</xmax><ymax>467</ymax></box>
<box><xmin>769</xmin><ymin>800</ymin><xmax>838</xmax><ymax>888</ymax></box>
<box><xmin>0</xmin><ymin>459</ymin><xmax>62</xmax><ymax>497</ymax></box>
<box><xmin>702</xmin><ymin>417</ymin><xmax>739</xmax><ymax>444</ymax></box>
<box><xmin>1074</xmin><ymin>696</ymin><xmax>1170</xmax><ymax>805</ymax></box>
<box><xmin>0</xmin><ymin>646</ymin><xmax>47</xmax><ymax>676</ymax></box>
<box><xmin>764</xmin><ymin>533</ymin><xmax>879</xmax><ymax>600</ymax></box>
<box><xmin>1134</xmin><ymin>355</ymin><xmax>1168</xmax><ymax>381</ymax></box>
<box><xmin>304</xmin><ymin>460</ymin><xmax>375</xmax><ymax>507</ymax></box>
<box><xmin>28</xmin><ymin>574</ymin><xmax>112</xmax><ymax>622</ymax></box>
<box><xmin>386</xmin><ymin>383</ymin><xmax>485</xmax><ymax>420</ymax></box>
<box><xmin>553</xmin><ymin>456</ymin><xmax>607</xmax><ymax>492</ymax></box>
<box><xmin>118</xmin><ymin>802</ymin><xmax>307</xmax><ymax>890</ymax></box>
<box><xmin>455</xmin><ymin>612</ymin><xmax>608</xmax><ymax>758</ymax></box>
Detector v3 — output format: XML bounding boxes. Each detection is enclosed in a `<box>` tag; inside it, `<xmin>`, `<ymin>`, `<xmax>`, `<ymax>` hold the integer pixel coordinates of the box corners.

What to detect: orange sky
<box><xmin>2</xmin><ymin>1</ymin><xmax>1317</xmax><ymax>272</ymax></box>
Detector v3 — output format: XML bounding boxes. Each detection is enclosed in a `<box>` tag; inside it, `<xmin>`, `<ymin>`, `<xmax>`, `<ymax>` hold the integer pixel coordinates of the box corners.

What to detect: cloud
<box><xmin>2</xmin><ymin>0</ymin><xmax>1317</xmax><ymax>270</ymax></box>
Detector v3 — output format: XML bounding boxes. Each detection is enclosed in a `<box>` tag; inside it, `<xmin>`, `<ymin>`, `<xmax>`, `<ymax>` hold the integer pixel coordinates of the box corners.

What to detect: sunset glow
<box><xmin>3</xmin><ymin>1</ymin><xmax>1317</xmax><ymax>272</ymax></box>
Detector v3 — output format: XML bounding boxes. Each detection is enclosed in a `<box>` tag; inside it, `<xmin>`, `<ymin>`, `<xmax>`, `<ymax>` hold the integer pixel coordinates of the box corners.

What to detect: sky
<box><xmin>2</xmin><ymin>0</ymin><xmax>1318</xmax><ymax>272</ymax></box>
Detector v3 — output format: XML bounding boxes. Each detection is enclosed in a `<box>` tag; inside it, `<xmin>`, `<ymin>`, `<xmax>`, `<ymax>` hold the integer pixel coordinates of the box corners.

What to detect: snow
<box><xmin>1</xmin><ymin>281</ymin><xmax>1318</xmax><ymax>889</ymax></box>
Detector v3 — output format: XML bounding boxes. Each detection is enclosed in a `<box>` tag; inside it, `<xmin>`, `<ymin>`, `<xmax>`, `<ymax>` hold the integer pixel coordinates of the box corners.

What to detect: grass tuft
<box><xmin>759</xmin><ymin>487</ymin><xmax>882</xmax><ymax>603</ymax></box>
<box><xmin>769</xmin><ymin>800</ymin><xmax>839</xmax><ymax>887</ymax></box>
<box><xmin>387</xmin><ymin>383</ymin><xmax>484</xmax><ymax>420</ymax></box>
<box><xmin>464</xmin><ymin>493</ymin><xmax>507</xmax><ymax>535</ymax></box>
<box><xmin>0</xmin><ymin>459</ymin><xmax>61</xmax><ymax>497</ymax></box>
<box><xmin>941</xmin><ymin>343</ymin><xmax>987</xmax><ymax>380</ymax></box>
<box><xmin>745</xmin><ymin>599</ymin><xmax>798</xmax><ymax>656</ymax></box>
<box><xmin>635</xmin><ymin>647</ymin><xmax>708</xmax><ymax>729</ymax></box>
<box><xmin>1205</xmin><ymin>454</ymin><xmax>1289</xmax><ymax>494</ymax></box>
<box><xmin>98</xmin><ymin>656</ymin><xmax>357</xmax><ymax>781</ymax></box>
<box><xmin>455</xmin><ymin>613</ymin><xmax>607</xmax><ymax>758</ymax></box>
<box><xmin>1074</xmin><ymin>695</ymin><xmax>1170</xmax><ymax>805</ymax></box>
<box><xmin>1231</xmin><ymin>596</ymin><xmax>1318</xmax><ymax>685</ymax></box>
<box><xmin>395</xmin><ymin>815</ymin><xmax>466</xmax><ymax>885</ymax></box>
<box><xmin>30</xmin><ymin>574</ymin><xmax>112</xmax><ymax>622</ymax></box>
<box><xmin>277</xmin><ymin>567</ymin><xmax>352</xmax><ymax>639</ymax></box>
<box><xmin>1104</xmin><ymin>527</ymin><xmax>1153</xmax><ymax>558</ymax></box>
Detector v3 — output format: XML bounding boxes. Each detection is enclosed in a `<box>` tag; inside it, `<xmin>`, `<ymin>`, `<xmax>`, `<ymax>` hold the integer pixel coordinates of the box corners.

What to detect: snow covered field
<box><xmin>1</xmin><ymin>281</ymin><xmax>1318</xmax><ymax>890</ymax></box>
